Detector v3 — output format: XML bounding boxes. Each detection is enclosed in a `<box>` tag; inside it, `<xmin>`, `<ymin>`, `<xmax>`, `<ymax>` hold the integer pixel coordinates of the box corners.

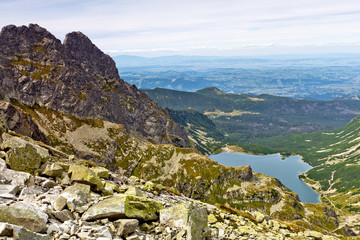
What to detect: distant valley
<box><xmin>141</xmin><ymin>87</ymin><xmax>360</xmax><ymax>154</ymax></box>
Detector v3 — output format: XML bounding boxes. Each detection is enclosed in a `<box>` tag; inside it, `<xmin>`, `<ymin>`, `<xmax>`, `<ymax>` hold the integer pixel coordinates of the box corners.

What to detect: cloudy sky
<box><xmin>1</xmin><ymin>0</ymin><xmax>360</xmax><ymax>57</ymax></box>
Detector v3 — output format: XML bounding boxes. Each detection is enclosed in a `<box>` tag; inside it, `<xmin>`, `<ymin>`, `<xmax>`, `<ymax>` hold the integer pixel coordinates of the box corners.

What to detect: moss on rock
<box><xmin>68</xmin><ymin>164</ymin><xmax>104</xmax><ymax>192</ymax></box>
<box><xmin>82</xmin><ymin>194</ymin><xmax>162</xmax><ymax>221</ymax></box>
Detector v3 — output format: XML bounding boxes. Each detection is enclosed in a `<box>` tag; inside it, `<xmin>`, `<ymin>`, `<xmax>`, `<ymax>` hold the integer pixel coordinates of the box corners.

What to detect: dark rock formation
<box><xmin>0</xmin><ymin>24</ymin><xmax>188</xmax><ymax>147</ymax></box>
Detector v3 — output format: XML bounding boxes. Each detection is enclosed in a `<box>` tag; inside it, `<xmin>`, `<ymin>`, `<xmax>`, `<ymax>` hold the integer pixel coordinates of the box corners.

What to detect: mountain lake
<box><xmin>209</xmin><ymin>152</ymin><xmax>321</xmax><ymax>203</ymax></box>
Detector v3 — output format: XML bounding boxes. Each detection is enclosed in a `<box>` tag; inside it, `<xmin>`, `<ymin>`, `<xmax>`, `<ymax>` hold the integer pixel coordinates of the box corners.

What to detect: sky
<box><xmin>1</xmin><ymin>0</ymin><xmax>360</xmax><ymax>57</ymax></box>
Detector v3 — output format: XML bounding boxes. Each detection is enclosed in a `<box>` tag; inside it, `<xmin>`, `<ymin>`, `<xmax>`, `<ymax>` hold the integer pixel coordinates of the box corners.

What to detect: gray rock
<box><xmin>82</xmin><ymin>194</ymin><xmax>162</xmax><ymax>221</ymax></box>
<box><xmin>52</xmin><ymin>210</ymin><xmax>74</xmax><ymax>222</ymax></box>
<box><xmin>41</xmin><ymin>179</ymin><xmax>57</xmax><ymax>189</ymax></box>
<box><xmin>0</xmin><ymin>205</ymin><xmax>47</xmax><ymax>233</ymax></box>
<box><xmin>10</xmin><ymin>201</ymin><xmax>48</xmax><ymax>225</ymax></box>
<box><xmin>46</xmin><ymin>223</ymin><xmax>61</xmax><ymax>235</ymax></box>
<box><xmin>55</xmin><ymin>183</ymin><xmax>91</xmax><ymax>212</ymax></box>
<box><xmin>0</xmin><ymin>223</ymin><xmax>49</xmax><ymax>240</ymax></box>
<box><xmin>160</xmin><ymin>202</ymin><xmax>208</xmax><ymax>240</ymax></box>
<box><xmin>114</xmin><ymin>219</ymin><xmax>139</xmax><ymax>237</ymax></box>
<box><xmin>0</xmin><ymin>101</ymin><xmax>48</xmax><ymax>144</ymax></box>
<box><xmin>42</xmin><ymin>163</ymin><xmax>63</xmax><ymax>178</ymax></box>
<box><xmin>0</xmin><ymin>184</ymin><xmax>20</xmax><ymax>199</ymax></box>
<box><xmin>0</xmin><ymin>222</ymin><xmax>12</xmax><ymax>236</ymax></box>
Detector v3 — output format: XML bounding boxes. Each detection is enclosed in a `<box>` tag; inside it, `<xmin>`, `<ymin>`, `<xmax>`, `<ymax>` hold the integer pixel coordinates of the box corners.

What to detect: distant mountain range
<box><xmin>114</xmin><ymin>54</ymin><xmax>360</xmax><ymax>100</ymax></box>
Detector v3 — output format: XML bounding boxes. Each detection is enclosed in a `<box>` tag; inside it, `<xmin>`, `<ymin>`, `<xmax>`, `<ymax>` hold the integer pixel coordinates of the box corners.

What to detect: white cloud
<box><xmin>1</xmin><ymin>0</ymin><xmax>360</xmax><ymax>56</ymax></box>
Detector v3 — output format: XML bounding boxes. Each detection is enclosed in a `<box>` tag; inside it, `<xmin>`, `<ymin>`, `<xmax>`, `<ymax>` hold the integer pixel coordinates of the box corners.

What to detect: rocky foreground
<box><xmin>0</xmin><ymin>131</ymin><xmax>338</xmax><ymax>240</ymax></box>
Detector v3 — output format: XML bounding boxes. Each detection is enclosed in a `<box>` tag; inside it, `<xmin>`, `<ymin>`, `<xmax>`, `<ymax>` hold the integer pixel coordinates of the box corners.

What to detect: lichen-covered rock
<box><xmin>0</xmin><ymin>205</ymin><xmax>47</xmax><ymax>233</ymax></box>
<box><xmin>114</xmin><ymin>219</ymin><xmax>139</xmax><ymax>237</ymax></box>
<box><xmin>92</xmin><ymin>166</ymin><xmax>109</xmax><ymax>179</ymax></box>
<box><xmin>55</xmin><ymin>183</ymin><xmax>91</xmax><ymax>212</ymax></box>
<box><xmin>42</xmin><ymin>163</ymin><xmax>63</xmax><ymax>177</ymax></box>
<box><xmin>160</xmin><ymin>202</ymin><xmax>209</xmax><ymax>240</ymax></box>
<box><xmin>104</xmin><ymin>181</ymin><xmax>120</xmax><ymax>194</ymax></box>
<box><xmin>82</xmin><ymin>194</ymin><xmax>162</xmax><ymax>221</ymax></box>
<box><xmin>1</xmin><ymin>133</ymin><xmax>49</xmax><ymax>173</ymax></box>
<box><xmin>125</xmin><ymin>186</ymin><xmax>143</xmax><ymax>196</ymax></box>
<box><xmin>68</xmin><ymin>164</ymin><xmax>104</xmax><ymax>191</ymax></box>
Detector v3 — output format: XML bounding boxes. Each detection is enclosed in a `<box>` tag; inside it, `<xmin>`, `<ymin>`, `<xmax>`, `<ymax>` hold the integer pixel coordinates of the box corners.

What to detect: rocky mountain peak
<box><xmin>0</xmin><ymin>24</ymin><xmax>188</xmax><ymax>147</ymax></box>
<box><xmin>64</xmin><ymin>31</ymin><xmax>117</xmax><ymax>77</ymax></box>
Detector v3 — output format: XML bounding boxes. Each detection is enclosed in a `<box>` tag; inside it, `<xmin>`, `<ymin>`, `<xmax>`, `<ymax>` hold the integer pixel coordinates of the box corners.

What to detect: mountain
<box><xmin>142</xmin><ymin>87</ymin><xmax>360</xmax><ymax>144</ymax></box>
<box><xmin>0</xmin><ymin>24</ymin><xmax>351</xmax><ymax>239</ymax></box>
<box><xmin>0</xmin><ymin>24</ymin><xmax>188</xmax><ymax>147</ymax></box>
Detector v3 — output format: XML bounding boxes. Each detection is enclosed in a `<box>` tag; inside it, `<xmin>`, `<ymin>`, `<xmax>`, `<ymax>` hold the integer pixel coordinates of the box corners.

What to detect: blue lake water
<box><xmin>209</xmin><ymin>152</ymin><xmax>320</xmax><ymax>203</ymax></box>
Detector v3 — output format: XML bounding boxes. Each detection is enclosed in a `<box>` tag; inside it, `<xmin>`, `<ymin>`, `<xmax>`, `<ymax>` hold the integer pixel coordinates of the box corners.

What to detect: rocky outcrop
<box><xmin>0</xmin><ymin>134</ymin><xmax>340</xmax><ymax>239</ymax></box>
<box><xmin>0</xmin><ymin>24</ymin><xmax>188</xmax><ymax>147</ymax></box>
<box><xmin>1</xmin><ymin>133</ymin><xmax>49</xmax><ymax>173</ymax></box>
<box><xmin>0</xmin><ymin>101</ymin><xmax>48</xmax><ymax>144</ymax></box>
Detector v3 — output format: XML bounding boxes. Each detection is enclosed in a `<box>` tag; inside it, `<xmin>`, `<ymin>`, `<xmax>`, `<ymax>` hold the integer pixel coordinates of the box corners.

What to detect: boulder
<box><xmin>52</xmin><ymin>210</ymin><xmax>74</xmax><ymax>222</ymax></box>
<box><xmin>114</xmin><ymin>219</ymin><xmax>139</xmax><ymax>237</ymax></box>
<box><xmin>125</xmin><ymin>186</ymin><xmax>143</xmax><ymax>196</ymax></box>
<box><xmin>82</xmin><ymin>194</ymin><xmax>162</xmax><ymax>221</ymax></box>
<box><xmin>103</xmin><ymin>181</ymin><xmax>120</xmax><ymax>195</ymax></box>
<box><xmin>0</xmin><ymin>222</ymin><xmax>12</xmax><ymax>236</ymax></box>
<box><xmin>54</xmin><ymin>183</ymin><xmax>91</xmax><ymax>212</ymax></box>
<box><xmin>10</xmin><ymin>201</ymin><xmax>48</xmax><ymax>225</ymax></box>
<box><xmin>92</xmin><ymin>166</ymin><xmax>109</xmax><ymax>178</ymax></box>
<box><xmin>12</xmin><ymin>225</ymin><xmax>49</xmax><ymax>240</ymax></box>
<box><xmin>160</xmin><ymin>202</ymin><xmax>209</xmax><ymax>240</ymax></box>
<box><xmin>0</xmin><ymin>205</ymin><xmax>47</xmax><ymax>233</ymax></box>
<box><xmin>0</xmin><ymin>184</ymin><xmax>20</xmax><ymax>199</ymax></box>
<box><xmin>68</xmin><ymin>164</ymin><xmax>104</xmax><ymax>191</ymax></box>
<box><xmin>42</xmin><ymin>163</ymin><xmax>63</xmax><ymax>177</ymax></box>
<box><xmin>1</xmin><ymin>133</ymin><xmax>49</xmax><ymax>173</ymax></box>
<box><xmin>0</xmin><ymin>223</ymin><xmax>49</xmax><ymax>240</ymax></box>
<box><xmin>1</xmin><ymin>167</ymin><xmax>31</xmax><ymax>186</ymax></box>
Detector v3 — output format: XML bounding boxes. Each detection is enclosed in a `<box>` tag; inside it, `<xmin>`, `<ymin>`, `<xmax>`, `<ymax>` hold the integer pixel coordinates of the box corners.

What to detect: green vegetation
<box><xmin>142</xmin><ymin>87</ymin><xmax>360</xmax><ymax>145</ymax></box>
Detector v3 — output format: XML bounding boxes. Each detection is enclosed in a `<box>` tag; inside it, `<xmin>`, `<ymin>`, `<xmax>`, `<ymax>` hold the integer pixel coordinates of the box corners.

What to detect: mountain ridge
<box><xmin>0</xmin><ymin>24</ymin><xmax>188</xmax><ymax>147</ymax></box>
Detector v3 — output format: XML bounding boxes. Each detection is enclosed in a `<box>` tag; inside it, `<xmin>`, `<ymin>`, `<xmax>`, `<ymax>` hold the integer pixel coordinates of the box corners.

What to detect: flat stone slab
<box><xmin>82</xmin><ymin>194</ymin><xmax>162</xmax><ymax>221</ymax></box>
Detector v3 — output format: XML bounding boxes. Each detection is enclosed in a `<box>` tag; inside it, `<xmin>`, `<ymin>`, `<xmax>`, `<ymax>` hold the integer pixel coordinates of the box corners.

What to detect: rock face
<box><xmin>0</xmin><ymin>24</ymin><xmax>188</xmax><ymax>147</ymax></box>
<box><xmin>0</xmin><ymin>101</ymin><xmax>48</xmax><ymax>144</ymax></box>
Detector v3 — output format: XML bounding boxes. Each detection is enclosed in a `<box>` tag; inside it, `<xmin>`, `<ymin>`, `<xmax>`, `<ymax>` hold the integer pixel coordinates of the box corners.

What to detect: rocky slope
<box><xmin>0</xmin><ymin>131</ymin><xmax>339</xmax><ymax>240</ymax></box>
<box><xmin>0</xmin><ymin>24</ymin><xmax>188</xmax><ymax>147</ymax></box>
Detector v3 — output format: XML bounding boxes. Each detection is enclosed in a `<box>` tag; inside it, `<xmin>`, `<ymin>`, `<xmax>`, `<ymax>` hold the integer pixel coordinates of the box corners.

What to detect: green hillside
<box><xmin>249</xmin><ymin>117</ymin><xmax>360</xmax><ymax>233</ymax></box>
<box><xmin>142</xmin><ymin>87</ymin><xmax>360</xmax><ymax>142</ymax></box>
